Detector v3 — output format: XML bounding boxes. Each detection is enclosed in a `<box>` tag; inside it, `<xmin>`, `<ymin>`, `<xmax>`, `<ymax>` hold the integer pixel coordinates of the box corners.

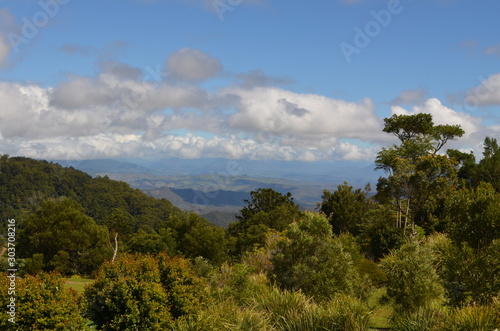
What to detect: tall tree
<box><xmin>375</xmin><ymin>113</ymin><xmax>464</xmax><ymax>234</ymax></box>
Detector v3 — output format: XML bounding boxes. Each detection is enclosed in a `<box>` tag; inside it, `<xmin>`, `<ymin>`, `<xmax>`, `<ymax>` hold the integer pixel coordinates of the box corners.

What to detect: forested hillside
<box><xmin>0</xmin><ymin>155</ymin><xmax>230</xmax><ymax>274</ymax></box>
<box><xmin>1</xmin><ymin>114</ymin><xmax>499</xmax><ymax>330</ymax></box>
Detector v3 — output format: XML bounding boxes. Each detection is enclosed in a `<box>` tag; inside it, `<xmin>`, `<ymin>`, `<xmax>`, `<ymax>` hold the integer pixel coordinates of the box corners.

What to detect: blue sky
<box><xmin>0</xmin><ymin>0</ymin><xmax>499</xmax><ymax>162</ymax></box>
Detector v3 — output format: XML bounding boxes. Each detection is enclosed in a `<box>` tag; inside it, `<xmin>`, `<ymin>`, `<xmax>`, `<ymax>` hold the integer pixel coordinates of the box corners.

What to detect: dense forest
<box><xmin>1</xmin><ymin>113</ymin><xmax>499</xmax><ymax>330</ymax></box>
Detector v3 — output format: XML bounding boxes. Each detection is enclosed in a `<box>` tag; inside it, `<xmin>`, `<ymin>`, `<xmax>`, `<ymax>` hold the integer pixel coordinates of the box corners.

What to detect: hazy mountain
<box><xmin>54</xmin><ymin>157</ymin><xmax>382</xmax><ymax>226</ymax></box>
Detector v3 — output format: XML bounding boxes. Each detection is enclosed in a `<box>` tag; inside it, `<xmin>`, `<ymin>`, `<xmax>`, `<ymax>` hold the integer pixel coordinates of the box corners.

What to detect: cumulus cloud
<box><xmin>0</xmin><ymin>46</ymin><xmax>494</xmax><ymax>163</ymax></box>
<box><xmin>49</xmin><ymin>70</ymin><xmax>221</xmax><ymax>112</ymax></box>
<box><xmin>227</xmin><ymin>86</ymin><xmax>383</xmax><ymax>145</ymax></box>
<box><xmin>167</xmin><ymin>48</ymin><xmax>222</xmax><ymax>82</ymax></box>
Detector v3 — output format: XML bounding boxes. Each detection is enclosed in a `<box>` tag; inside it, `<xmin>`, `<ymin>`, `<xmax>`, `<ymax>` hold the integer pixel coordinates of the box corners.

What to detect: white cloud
<box><xmin>226</xmin><ymin>87</ymin><xmax>384</xmax><ymax>146</ymax></box>
<box><xmin>0</xmin><ymin>45</ymin><xmax>494</xmax><ymax>163</ymax></box>
<box><xmin>167</xmin><ymin>48</ymin><xmax>222</xmax><ymax>82</ymax></box>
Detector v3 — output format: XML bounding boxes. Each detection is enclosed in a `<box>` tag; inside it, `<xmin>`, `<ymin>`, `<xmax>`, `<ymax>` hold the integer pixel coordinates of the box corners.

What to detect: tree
<box><xmin>170</xmin><ymin>212</ymin><xmax>229</xmax><ymax>264</ymax></box>
<box><xmin>18</xmin><ymin>198</ymin><xmax>112</xmax><ymax>275</ymax></box>
<box><xmin>236</xmin><ymin>188</ymin><xmax>297</xmax><ymax>222</ymax></box>
<box><xmin>356</xmin><ymin>204</ymin><xmax>405</xmax><ymax>260</ymax></box>
<box><xmin>447</xmin><ymin>149</ymin><xmax>476</xmax><ymax>185</ymax></box>
<box><xmin>375</xmin><ymin>113</ymin><xmax>464</xmax><ymax>234</ymax></box>
<box><xmin>476</xmin><ymin>137</ymin><xmax>500</xmax><ymax>192</ymax></box>
<box><xmin>319</xmin><ymin>182</ymin><xmax>370</xmax><ymax>236</ymax></box>
<box><xmin>229</xmin><ymin>188</ymin><xmax>301</xmax><ymax>255</ymax></box>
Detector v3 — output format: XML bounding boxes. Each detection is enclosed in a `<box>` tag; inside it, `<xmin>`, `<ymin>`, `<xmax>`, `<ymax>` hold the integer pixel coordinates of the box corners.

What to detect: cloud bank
<box><xmin>0</xmin><ymin>48</ymin><xmax>497</xmax><ymax>162</ymax></box>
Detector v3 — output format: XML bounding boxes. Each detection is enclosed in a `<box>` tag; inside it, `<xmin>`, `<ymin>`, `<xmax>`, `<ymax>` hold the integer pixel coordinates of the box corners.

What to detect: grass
<box><xmin>367</xmin><ymin>287</ymin><xmax>393</xmax><ymax>329</ymax></box>
<box><xmin>65</xmin><ymin>276</ymin><xmax>93</xmax><ymax>293</ymax></box>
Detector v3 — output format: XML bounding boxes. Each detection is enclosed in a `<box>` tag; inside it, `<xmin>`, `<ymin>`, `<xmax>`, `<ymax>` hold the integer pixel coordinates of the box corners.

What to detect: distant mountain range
<box><xmin>55</xmin><ymin>158</ymin><xmax>383</xmax><ymax>227</ymax></box>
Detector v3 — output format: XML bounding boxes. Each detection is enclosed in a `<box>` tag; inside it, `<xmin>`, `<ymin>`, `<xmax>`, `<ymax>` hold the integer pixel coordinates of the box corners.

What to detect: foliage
<box><xmin>0</xmin><ymin>272</ymin><xmax>87</xmax><ymax>330</ymax></box>
<box><xmin>0</xmin><ymin>155</ymin><xmax>229</xmax><ymax>271</ymax></box>
<box><xmin>476</xmin><ymin>137</ymin><xmax>500</xmax><ymax>192</ymax></box>
<box><xmin>84</xmin><ymin>253</ymin><xmax>206</xmax><ymax>330</ymax></box>
<box><xmin>436</xmin><ymin>239</ymin><xmax>500</xmax><ymax>306</ymax></box>
<box><xmin>357</xmin><ymin>258</ymin><xmax>388</xmax><ymax>287</ymax></box>
<box><xmin>157</xmin><ymin>253</ymin><xmax>207</xmax><ymax>318</ymax></box>
<box><xmin>84</xmin><ymin>254</ymin><xmax>173</xmax><ymax>330</ymax></box>
<box><xmin>375</xmin><ymin>114</ymin><xmax>463</xmax><ymax>234</ymax></box>
<box><xmin>444</xmin><ymin>182</ymin><xmax>500</xmax><ymax>250</ymax></box>
<box><xmin>357</xmin><ymin>204</ymin><xmax>405</xmax><ymax>260</ymax></box>
<box><xmin>319</xmin><ymin>182</ymin><xmax>370</xmax><ymax>236</ymax></box>
<box><xmin>253</xmin><ymin>287</ymin><xmax>371</xmax><ymax>331</ymax></box>
<box><xmin>229</xmin><ymin>188</ymin><xmax>302</xmax><ymax>255</ymax></box>
<box><xmin>18</xmin><ymin>198</ymin><xmax>112</xmax><ymax>275</ymax></box>
<box><xmin>392</xmin><ymin>304</ymin><xmax>500</xmax><ymax>331</ymax></box>
<box><xmin>270</xmin><ymin>212</ymin><xmax>372</xmax><ymax>301</ymax></box>
<box><xmin>380</xmin><ymin>239</ymin><xmax>445</xmax><ymax>312</ymax></box>
<box><xmin>236</xmin><ymin>188</ymin><xmax>297</xmax><ymax>222</ymax></box>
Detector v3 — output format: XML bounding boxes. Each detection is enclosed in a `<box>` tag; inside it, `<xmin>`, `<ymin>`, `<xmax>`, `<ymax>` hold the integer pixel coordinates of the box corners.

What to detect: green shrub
<box><xmin>84</xmin><ymin>254</ymin><xmax>207</xmax><ymax>330</ymax></box>
<box><xmin>84</xmin><ymin>254</ymin><xmax>173</xmax><ymax>330</ymax></box>
<box><xmin>271</xmin><ymin>212</ymin><xmax>372</xmax><ymax>301</ymax></box>
<box><xmin>173</xmin><ymin>299</ymin><xmax>272</xmax><ymax>331</ymax></box>
<box><xmin>380</xmin><ymin>239</ymin><xmax>445</xmax><ymax>312</ymax></box>
<box><xmin>0</xmin><ymin>272</ymin><xmax>87</xmax><ymax>330</ymax></box>
<box><xmin>445</xmin><ymin>304</ymin><xmax>500</xmax><ymax>331</ymax></box>
<box><xmin>392</xmin><ymin>304</ymin><xmax>500</xmax><ymax>331</ymax></box>
<box><xmin>253</xmin><ymin>287</ymin><xmax>371</xmax><ymax>331</ymax></box>
<box><xmin>392</xmin><ymin>306</ymin><xmax>447</xmax><ymax>331</ymax></box>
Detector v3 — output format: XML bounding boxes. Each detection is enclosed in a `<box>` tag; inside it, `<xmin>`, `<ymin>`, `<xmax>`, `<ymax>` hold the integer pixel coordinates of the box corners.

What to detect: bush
<box><xmin>84</xmin><ymin>254</ymin><xmax>207</xmax><ymax>330</ymax></box>
<box><xmin>84</xmin><ymin>254</ymin><xmax>173</xmax><ymax>330</ymax></box>
<box><xmin>445</xmin><ymin>304</ymin><xmax>500</xmax><ymax>330</ymax></box>
<box><xmin>0</xmin><ymin>272</ymin><xmax>87</xmax><ymax>330</ymax></box>
<box><xmin>270</xmin><ymin>212</ymin><xmax>372</xmax><ymax>301</ymax></box>
<box><xmin>392</xmin><ymin>304</ymin><xmax>500</xmax><ymax>331</ymax></box>
<box><xmin>253</xmin><ymin>287</ymin><xmax>371</xmax><ymax>331</ymax></box>
<box><xmin>392</xmin><ymin>306</ymin><xmax>447</xmax><ymax>331</ymax></box>
<box><xmin>380</xmin><ymin>239</ymin><xmax>445</xmax><ymax>312</ymax></box>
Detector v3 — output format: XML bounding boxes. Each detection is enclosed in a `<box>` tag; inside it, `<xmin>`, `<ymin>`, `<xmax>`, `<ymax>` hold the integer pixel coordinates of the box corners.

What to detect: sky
<box><xmin>0</xmin><ymin>0</ymin><xmax>499</xmax><ymax>163</ymax></box>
